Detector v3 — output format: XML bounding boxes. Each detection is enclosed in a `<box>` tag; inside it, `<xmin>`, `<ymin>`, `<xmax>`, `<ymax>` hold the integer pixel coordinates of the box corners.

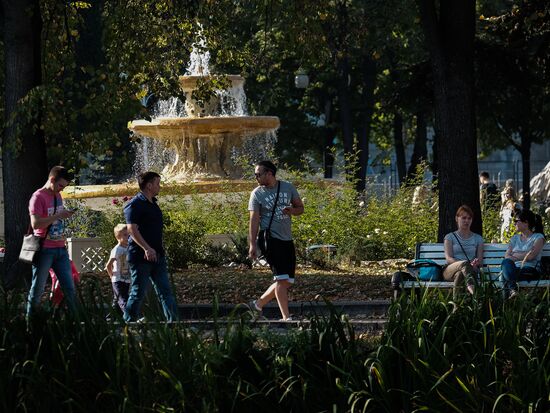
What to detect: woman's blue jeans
<box><xmin>123</xmin><ymin>256</ymin><xmax>178</xmax><ymax>322</ymax></box>
<box><xmin>500</xmin><ymin>258</ymin><xmax>539</xmax><ymax>295</ymax></box>
<box><xmin>27</xmin><ymin>247</ymin><xmax>76</xmax><ymax>318</ymax></box>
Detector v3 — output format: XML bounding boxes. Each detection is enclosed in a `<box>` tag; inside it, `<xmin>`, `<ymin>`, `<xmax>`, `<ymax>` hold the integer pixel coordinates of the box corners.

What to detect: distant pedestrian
<box><xmin>105</xmin><ymin>224</ymin><xmax>131</xmax><ymax>315</ymax></box>
<box><xmin>500</xmin><ymin>179</ymin><xmax>522</xmax><ymax>241</ymax></box>
<box><xmin>247</xmin><ymin>161</ymin><xmax>304</xmax><ymax>321</ymax></box>
<box><xmin>26</xmin><ymin>166</ymin><xmax>77</xmax><ymax>319</ymax></box>
<box><xmin>123</xmin><ymin>172</ymin><xmax>178</xmax><ymax>322</ymax></box>
<box><xmin>479</xmin><ymin>171</ymin><xmax>499</xmax><ymax>211</ymax></box>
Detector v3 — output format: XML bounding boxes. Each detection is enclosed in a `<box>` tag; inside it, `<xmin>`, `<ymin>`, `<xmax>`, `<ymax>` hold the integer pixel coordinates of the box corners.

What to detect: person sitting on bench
<box><xmin>443</xmin><ymin>205</ymin><xmax>484</xmax><ymax>298</ymax></box>
<box><xmin>500</xmin><ymin>210</ymin><xmax>545</xmax><ymax>299</ymax></box>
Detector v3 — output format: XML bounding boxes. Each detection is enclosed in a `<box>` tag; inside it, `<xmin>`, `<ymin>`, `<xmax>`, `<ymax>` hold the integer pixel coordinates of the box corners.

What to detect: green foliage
<box><xmin>481</xmin><ymin>206</ymin><xmax>503</xmax><ymax>243</ymax></box>
<box><xmin>163</xmin><ymin>208</ymin><xmax>208</xmax><ymax>270</ymax></box>
<box><xmin>183</xmin><ymin>191</ymin><xmax>250</xmax><ymax>235</ymax></box>
<box><xmin>349</xmin><ymin>287</ymin><xmax>550</xmax><ymax>412</ymax></box>
<box><xmin>293</xmin><ymin>177</ymin><xmax>438</xmax><ymax>264</ymax></box>
<box><xmin>201</xmin><ymin>233</ymin><xmax>252</xmax><ymax>268</ymax></box>
<box><xmin>74</xmin><ymin>173</ymin><xmax>443</xmax><ymax>270</ymax></box>
<box><xmin>1</xmin><ymin>281</ymin><xmax>548</xmax><ymax>411</ymax></box>
<box><xmin>63</xmin><ymin>199</ymin><xmax>111</xmax><ymax>238</ymax></box>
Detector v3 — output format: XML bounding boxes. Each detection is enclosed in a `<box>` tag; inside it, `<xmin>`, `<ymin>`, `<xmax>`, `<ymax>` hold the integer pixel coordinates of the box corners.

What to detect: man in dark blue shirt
<box><xmin>123</xmin><ymin>171</ymin><xmax>178</xmax><ymax>322</ymax></box>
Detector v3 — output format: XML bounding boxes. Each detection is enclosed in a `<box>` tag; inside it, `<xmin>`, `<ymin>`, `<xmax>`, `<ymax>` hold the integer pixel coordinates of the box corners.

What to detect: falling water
<box><xmin>186</xmin><ymin>29</ymin><xmax>210</xmax><ymax>76</ymax></box>
<box><xmin>131</xmin><ymin>29</ymin><xmax>278</xmax><ymax>180</ymax></box>
<box><xmin>153</xmin><ymin>97</ymin><xmax>185</xmax><ymax>118</ymax></box>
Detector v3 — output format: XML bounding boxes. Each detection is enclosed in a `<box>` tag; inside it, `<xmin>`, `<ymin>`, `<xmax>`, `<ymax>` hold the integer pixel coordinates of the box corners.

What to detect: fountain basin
<box><xmin>63</xmin><ymin>180</ymin><xmax>257</xmax><ymax>199</ymax></box>
<box><xmin>130</xmin><ymin>116</ymin><xmax>280</xmax><ymax>140</ymax></box>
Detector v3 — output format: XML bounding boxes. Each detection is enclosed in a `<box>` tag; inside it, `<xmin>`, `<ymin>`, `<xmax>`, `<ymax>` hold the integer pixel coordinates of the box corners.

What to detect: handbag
<box><xmin>19</xmin><ymin>196</ymin><xmax>57</xmax><ymax>264</ymax></box>
<box><xmin>19</xmin><ymin>232</ymin><xmax>43</xmax><ymax>264</ymax></box>
<box><xmin>257</xmin><ymin>181</ymin><xmax>281</xmax><ymax>257</ymax></box>
<box><xmin>406</xmin><ymin>259</ymin><xmax>443</xmax><ymax>281</ymax></box>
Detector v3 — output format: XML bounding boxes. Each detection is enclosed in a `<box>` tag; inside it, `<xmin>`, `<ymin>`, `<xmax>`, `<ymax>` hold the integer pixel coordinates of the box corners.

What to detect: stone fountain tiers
<box><xmin>130</xmin><ymin>116</ymin><xmax>280</xmax><ymax>140</ymax></box>
<box><xmin>129</xmin><ymin>72</ymin><xmax>279</xmax><ymax>178</ymax></box>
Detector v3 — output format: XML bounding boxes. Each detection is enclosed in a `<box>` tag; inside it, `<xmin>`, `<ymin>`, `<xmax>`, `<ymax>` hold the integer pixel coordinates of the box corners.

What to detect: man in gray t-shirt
<box><xmin>247</xmin><ymin>160</ymin><xmax>304</xmax><ymax>321</ymax></box>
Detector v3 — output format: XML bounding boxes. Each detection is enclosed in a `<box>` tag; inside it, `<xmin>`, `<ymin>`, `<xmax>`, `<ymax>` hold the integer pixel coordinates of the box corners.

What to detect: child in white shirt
<box><xmin>105</xmin><ymin>224</ymin><xmax>130</xmax><ymax>314</ymax></box>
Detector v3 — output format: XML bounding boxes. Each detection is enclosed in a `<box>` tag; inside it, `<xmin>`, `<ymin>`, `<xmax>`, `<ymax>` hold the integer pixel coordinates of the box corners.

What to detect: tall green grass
<box><xmin>1</xmin><ymin>283</ymin><xmax>548</xmax><ymax>412</ymax></box>
<box><xmin>350</xmin><ymin>286</ymin><xmax>550</xmax><ymax>412</ymax></box>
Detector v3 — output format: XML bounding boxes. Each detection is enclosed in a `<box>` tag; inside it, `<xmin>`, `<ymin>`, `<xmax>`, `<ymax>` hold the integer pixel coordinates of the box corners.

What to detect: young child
<box><xmin>105</xmin><ymin>224</ymin><xmax>130</xmax><ymax>315</ymax></box>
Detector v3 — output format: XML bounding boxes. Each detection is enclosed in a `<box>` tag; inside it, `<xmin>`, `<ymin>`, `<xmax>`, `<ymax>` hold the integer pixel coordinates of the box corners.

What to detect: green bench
<box><xmin>391</xmin><ymin>242</ymin><xmax>550</xmax><ymax>297</ymax></box>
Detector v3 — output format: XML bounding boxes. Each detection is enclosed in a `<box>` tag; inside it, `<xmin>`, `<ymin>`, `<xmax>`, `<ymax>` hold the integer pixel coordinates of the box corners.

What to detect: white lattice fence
<box><xmin>67</xmin><ymin>238</ymin><xmax>107</xmax><ymax>273</ymax></box>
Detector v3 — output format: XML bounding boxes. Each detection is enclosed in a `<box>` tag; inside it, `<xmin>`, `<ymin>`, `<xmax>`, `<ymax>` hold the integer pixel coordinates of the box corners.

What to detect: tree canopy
<box><xmin>1</xmin><ymin>0</ymin><xmax>549</xmax><ymax>284</ymax></box>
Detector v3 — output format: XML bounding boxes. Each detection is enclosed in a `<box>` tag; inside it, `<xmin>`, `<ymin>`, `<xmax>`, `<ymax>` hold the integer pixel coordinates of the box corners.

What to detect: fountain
<box><xmin>62</xmin><ymin>34</ymin><xmax>278</xmax><ymax>201</ymax></box>
<box><xmin>129</xmin><ymin>35</ymin><xmax>280</xmax><ymax>179</ymax></box>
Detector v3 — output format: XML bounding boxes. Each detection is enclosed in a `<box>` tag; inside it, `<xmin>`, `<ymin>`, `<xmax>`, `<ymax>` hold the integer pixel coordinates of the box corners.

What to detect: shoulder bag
<box><xmin>406</xmin><ymin>259</ymin><xmax>443</xmax><ymax>281</ymax></box>
<box><xmin>257</xmin><ymin>181</ymin><xmax>281</xmax><ymax>257</ymax></box>
<box><xmin>19</xmin><ymin>196</ymin><xmax>57</xmax><ymax>264</ymax></box>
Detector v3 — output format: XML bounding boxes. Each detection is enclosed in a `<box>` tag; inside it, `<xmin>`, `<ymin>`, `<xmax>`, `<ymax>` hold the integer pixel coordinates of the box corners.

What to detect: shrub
<box><xmin>163</xmin><ymin>207</ymin><xmax>208</xmax><ymax>270</ymax></box>
<box><xmin>64</xmin><ymin>199</ymin><xmax>111</xmax><ymax>239</ymax></box>
<box><xmin>292</xmin><ymin>176</ymin><xmax>438</xmax><ymax>264</ymax></box>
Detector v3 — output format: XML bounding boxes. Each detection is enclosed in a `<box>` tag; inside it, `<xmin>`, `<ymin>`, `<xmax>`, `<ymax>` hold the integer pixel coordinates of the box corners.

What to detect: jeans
<box><xmin>500</xmin><ymin>258</ymin><xmax>540</xmax><ymax>295</ymax></box>
<box><xmin>27</xmin><ymin>247</ymin><xmax>76</xmax><ymax>318</ymax></box>
<box><xmin>124</xmin><ymin>256</ymin><xmax>178</xmax><ymax>322</ymax></box>
<box><xmin>112</xmin><ymin>281</ymin><xmax>130</xmax><ymax>314</ymax></box>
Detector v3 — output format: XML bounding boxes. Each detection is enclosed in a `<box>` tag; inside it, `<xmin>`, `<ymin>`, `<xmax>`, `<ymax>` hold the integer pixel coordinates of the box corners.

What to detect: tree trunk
<box><xmin>69</xmin><ymin>0</ymin><xmax>106</xmax><ymax>180</ymax></box>
<box><xmin>354</xmin><ymin>56</ymin><xmax>376</xmax><ymax>193</ymax></box>
<box><xmin>418</xmin><ymin>0</ymin><xmax>480</xmax><ymax>240</ymax></box>
<box><xmin>432</xmin><ymin>132</ymin><xmax>439</xmax><ymax>184</ymax></box>
<box><xmin>1</xmin><ymin>0</ymin><xmax>48</xmax><ymax>288</ymax></box>
<box><xmin>322</xmin><ymin>100</ymin><xmax>335</xmax><ymax>179</ymax></box>
<box><xmin>520</xmin><ymin>137</ymin><xmax>532</xmax><ymax>210</ymax></box>
<box><xmin>336</xmin><ymin>56</ymin><xmax>354</xmax><ymax>175</ymax></box>
<box><xmin>393</xmin><ymin>113</ymin><xmax>406</xmax><ymax>185</ymax></box>
<box><xmin>406</xmin><ymin>112</ymin><xmax>428</xmax><ymax>182</ymax></box>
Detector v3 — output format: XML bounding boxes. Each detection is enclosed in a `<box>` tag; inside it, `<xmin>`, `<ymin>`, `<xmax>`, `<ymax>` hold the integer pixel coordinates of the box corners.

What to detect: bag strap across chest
<box><xmin>29</xmin><ymin>195</ymin><xmax>58</xmax><ymax>238</ymax></box>
<box><xmin>266</xmin><ymin>181</ymin><xmax>281</xmax><ymax>233</ymax></box>
<box><xmin>452</xmin><ymin>232</ymin><xmax>471</xmax><ymax>262</ymax></box>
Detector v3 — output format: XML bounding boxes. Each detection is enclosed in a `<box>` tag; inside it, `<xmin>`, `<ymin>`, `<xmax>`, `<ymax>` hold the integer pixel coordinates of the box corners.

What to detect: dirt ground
<box><xmin>80</xmin><ymin>259</ymin><xmax>408</xmax><ymax>304</ymax></box>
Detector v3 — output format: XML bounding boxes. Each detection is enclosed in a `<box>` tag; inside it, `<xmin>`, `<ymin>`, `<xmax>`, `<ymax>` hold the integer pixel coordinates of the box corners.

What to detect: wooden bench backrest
<box><xmin>416</xmin><ymin>243</ymin><xmax>550</xmax><ymax>276</ymax></box>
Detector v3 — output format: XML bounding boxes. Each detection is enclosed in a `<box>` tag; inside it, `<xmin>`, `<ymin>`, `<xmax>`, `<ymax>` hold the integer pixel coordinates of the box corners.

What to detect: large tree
<box><xmin>476</xmin><ymin>1</ymin><xmax>550</xmax><ymax>210</ymax></box>
<box><xmin>418</xmin><ymin>0</ymin><xmax>481</xmax><ymax>239</ymax></box>
<box><xmin>1</xmin><ymin>0</ymin><xmax>48</xmax><ymax>288</ymax></box>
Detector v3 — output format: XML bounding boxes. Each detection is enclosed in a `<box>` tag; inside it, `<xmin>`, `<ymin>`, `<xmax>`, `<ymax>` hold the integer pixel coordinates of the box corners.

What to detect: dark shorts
<box><xmin>265</xmin><ymin>237</ymin><xmax>296</xmax><ymax>283</ymax></box>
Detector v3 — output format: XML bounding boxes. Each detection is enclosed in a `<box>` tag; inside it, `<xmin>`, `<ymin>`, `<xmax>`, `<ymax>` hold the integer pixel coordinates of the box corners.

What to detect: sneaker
<box><xmin>137</xmin><ymin>316</ymin><xmax>147</xmax><ymax>323</ymax></box>
<box><xmin>248</xmin><ymin>300</ymin><xmax>262</xmax><ymax>314</ymax></box>
<box><xmin>466</xmin><ymin>285</ymin><xmax>475</xmax><ymax>295</ymax></box>
<box><xmin>279</xmin><ymin>316</ymin><xmax>293</xmax><ymax>321</ymax></box>
<box><xmin>508</xmin><ymin>290</ymin><xmax>519</xmax><ymax>300</ymax></box>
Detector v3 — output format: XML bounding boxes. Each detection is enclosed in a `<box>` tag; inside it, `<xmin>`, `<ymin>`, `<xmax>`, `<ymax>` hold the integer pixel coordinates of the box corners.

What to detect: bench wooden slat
<box><xmin>403</xmin><ymin>280</ymin><xmax>550</xmax><ymax>289</ymax></box>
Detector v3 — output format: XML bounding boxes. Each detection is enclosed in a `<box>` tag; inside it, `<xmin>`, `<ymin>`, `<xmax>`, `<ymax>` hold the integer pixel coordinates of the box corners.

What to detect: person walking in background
<box><xmin>500</xmin><ymin>179</ymin><xmax>522</xmax><ymax>242</ymax></box>
<box><xmin>105</xmin><ymin>224</ymin><xmax>131</xmax><ymax>316</ymax></box>
<box><xmin>248</xmin><ymin>161</ymin><xmax>304</xmax><ymax>321</ymax></box>
<box><xmin>123</xmin><ymin>172</ymin><xmax>178</xmax><ymax>322</ymax></box>
<box><xmin>26</xmin><ymin>166</ymin><xmax>77</xmax><ymax>319</ymax></box>
<box><xmin>500</xmin><ymin>210</ymin><xmax>545</xmax><ymax>299</ymax></box>
<box><xmin>479</xmin><ymin>171</ymin><xmax>499</xmax><ymax>211</ymax></box>
<box><xmin>443</xmin><ymin>205</ymin><xmax>484</xmax><ymax>298</ymax></box>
